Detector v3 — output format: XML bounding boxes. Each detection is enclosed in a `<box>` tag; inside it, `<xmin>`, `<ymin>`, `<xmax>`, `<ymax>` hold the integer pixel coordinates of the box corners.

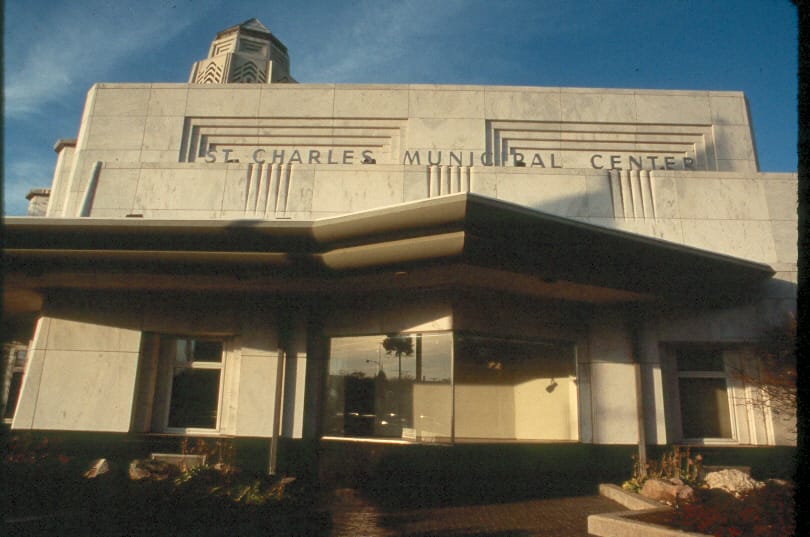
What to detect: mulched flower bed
<box><xmin>632</xmin><ymin>482</ymin><xmax>794</xmax><ymax>537</ymax></box>
<box><xmin>3</xmin><ymin>436</ymin><xmax>328</xmax><ymax>536</ymax></box>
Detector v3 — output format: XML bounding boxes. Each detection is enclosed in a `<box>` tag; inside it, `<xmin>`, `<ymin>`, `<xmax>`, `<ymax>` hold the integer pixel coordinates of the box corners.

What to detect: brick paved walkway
<box><xmin>326</xmin><ymin>489</ymin><xmax>624</xmax><ymax>537</ymax></box>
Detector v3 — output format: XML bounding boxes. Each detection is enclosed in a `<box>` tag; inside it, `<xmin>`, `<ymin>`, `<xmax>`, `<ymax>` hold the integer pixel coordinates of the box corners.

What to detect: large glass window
<box><xmin>454</xmin><ymin>334</ymin><xmax>578</xmax><ymax>441</ymax></box>
<box><xmin>160</xmin><ymin>337</ymin><xmax>224</xmax><ymax>431</ymax></box>
<box><xmin>324</xmin><ymin>332</ymin><xmax>452</xmax><ymax>442</ymax></box>
<box><xmin>324</xmin><ymin>332</ymin><xmax>578</xmax><ymax>443</ymax></box>
<box><xmin>676</xmin><ymin>348</ymin><xmax>733</xmax><ymax>439</ymax></box>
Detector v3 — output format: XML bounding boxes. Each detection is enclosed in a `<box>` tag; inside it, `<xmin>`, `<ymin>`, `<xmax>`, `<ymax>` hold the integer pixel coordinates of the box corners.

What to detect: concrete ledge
<box><xmin>588</xmin><ymin>511</ymin><xmax>708</xmax><ymax>537</ymax></box>
<box><xmin>598</xmin><ymin>484</ymin><xmax>663</xmax><ymax>510</ymax></box>
<box><xmin>150</xmin><ymin>453</ymin><xmax>206</xmax><ymax>468</ymax></box>
<box><xmin>588</xmin><ymin>484</ymin><xmax>709</xmax><ymax>537</ymax></box>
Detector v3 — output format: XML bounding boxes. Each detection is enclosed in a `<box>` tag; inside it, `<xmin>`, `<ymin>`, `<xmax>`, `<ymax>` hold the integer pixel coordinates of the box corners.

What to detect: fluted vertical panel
<box><xmin>244</xmin><ymin>163</ymin><xmax>262</xmax><ymax>213</ymax></box>
<box><xmin>78</xmin><ymin>161</ymin><xmax>102</xmax><ymax>217</ymax></box>
<box><xmin>609</xmin><ymin>169</ymin><xmax>656</xmax><ymax>218</ymax></box>
<box><xmin>263</xmin><ymin>163</ymin><xmax>283</xmax><ymax>217</ymax></box>
<box><xmin>629</xmin><ymin>170</ymin><xmax>643</xmax><ymax>217</ymax></box>
<box><xmin>640</xmin><ymin>170</ymin><xmax>655</xmax><ymax>218</ymax></box>
<box><xmin>451</xmin><ymin>166</ymin><xmax>461</xmax><ymax>193</ymax></box>
<box><xmin>620</xmin><ymin>171</ymin><xmax>634</xmax><ymax>218</ymax></box>
<box><xmin>276</xmin><ymin>165</ymin><xmax>291</xmax><ymax>214</ymax></box>
<box><xmin>440</xmin><ymin>166</ymin><xmax>450</xmax><ymax>195</ymax></box>
<box><xmin>461</xmin><ymin>166</ymin><xmax>471</xmax><ymax>192</ymax></box>
<box><xmin>255</xmin><ymin>164</ymin><xmax>271</xmax><ymax>216</ymax></box>
<box><xmin>609</xmin><ymin>170</ymin><xmax>624</xmax><ymax>217</ymax></box>
<box><xmin>429</xmin><ymin>165</ymin><xmax>440</xmax><ymax>197</ymax></box>
<box><xmin>426</xmin><ymin>166</ymin><xmax>474</xmax><ymax>197</ymax></box>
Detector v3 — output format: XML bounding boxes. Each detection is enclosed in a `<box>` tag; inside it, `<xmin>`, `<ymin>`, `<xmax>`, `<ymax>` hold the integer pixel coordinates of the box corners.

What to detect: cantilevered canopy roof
<box><xmin>3</xmin><ymin>193</ymin><xmax>773</xmax><ymax>313</ymax></box>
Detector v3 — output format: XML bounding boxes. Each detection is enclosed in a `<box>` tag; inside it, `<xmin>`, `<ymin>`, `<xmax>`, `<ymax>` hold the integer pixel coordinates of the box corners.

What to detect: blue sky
<box><xmin>3</xmin><ymin>0</ymin><xmax>798</xmax><ymax>215</ymax></box>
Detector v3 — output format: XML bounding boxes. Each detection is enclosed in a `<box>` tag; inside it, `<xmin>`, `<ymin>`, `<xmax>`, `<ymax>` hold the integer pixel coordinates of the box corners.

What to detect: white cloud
<box><xmin>288</xmin><ymin>0</ymin><xmax>597</xmax><ymax>85</ymax></box>
<box><xmin>3</xmin><ymin>158</ymin><xmax>57</xmax><ymax>216</ymax></box>
<box><xmin>293</xmin><ymin>0</ymin><xmax>467</xmax><ymax>83</ymax></box>
<box><xmin>4</xmin><ymin>0</ymin><xmax>216</xmax><ymax>118</ymax></box>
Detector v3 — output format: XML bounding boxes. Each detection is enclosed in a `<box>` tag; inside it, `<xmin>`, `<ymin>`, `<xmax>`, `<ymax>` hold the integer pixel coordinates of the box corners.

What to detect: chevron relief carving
<box><xmin>196</xmin><ymin>62</ymin><xmax>224</xmax><ymax>84</ymax></box>
<box><xmin>231</xmin><ymin>60</ymin><xmax>266</xmax><ymax>83</ymax></box>
<box><xmin>212</xmin><ymin>37</ymin><xmax>236</xmax><ymax>57</ymax></box>
<box><xmin>487</xmin><ymin>120</ymin><xmax>713</xmax><ymax>170</ymax></box>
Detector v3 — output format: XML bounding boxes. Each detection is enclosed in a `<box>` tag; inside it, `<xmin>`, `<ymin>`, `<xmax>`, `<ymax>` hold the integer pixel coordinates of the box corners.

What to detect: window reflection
<box><xmin>159</xmin><ymin>336</ymin><xmax>224</xmax><ymax>431</ymax></box>
<box><xmin>325</xmin><ymin>332</ymin><xmax>452</xmax><ymax>442</ymax></box>
<box><xmin>454</xmin><ymin>335</ymin><xmax>578</xmax><ymax>441</ymax></box>
<box><xmin>325</xmin><ymin>331</ymin><xmax>580</xmax><ymax>443</ymax></box>
<box><xmin>675</xmin><ymin>348</ymin><xmax>733</xmax><ymax>439</ymax></box>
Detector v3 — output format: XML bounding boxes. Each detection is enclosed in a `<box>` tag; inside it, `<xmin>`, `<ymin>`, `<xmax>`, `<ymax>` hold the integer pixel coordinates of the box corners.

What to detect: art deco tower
<box><xmin>189</xmin><ymin>18</ymin><xmax>295</xmax><ymax>84</ymax></box>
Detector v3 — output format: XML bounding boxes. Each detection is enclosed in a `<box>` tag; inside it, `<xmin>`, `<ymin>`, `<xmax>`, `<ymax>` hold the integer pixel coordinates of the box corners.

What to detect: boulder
<box><xmin>84</xmin><ymin>458</ymin><xmax>112</xmax><ymax>479</ymax></box>
<box><xmin>676</xmin><ymin>485</ymin><xmax>695</xmax><ymax>502</ymax></box>
<box><xmin>701</xmin><ymin>465</ymin><xmax>750</xmax><ymax>477</ymax></box>
<box><xmin>704</xmin><ymin>469</ymin><xmax>763</xmax><ymax>496</ymax></box>
<box><xmin>640</xmin><ymin>478</ymin><xmax>695</xmax><ymax>504</ymax></box>
<box><xmin>128</xmin><ymin>459</ymin><xmax>176</xmax><ymax>481</ymax></box>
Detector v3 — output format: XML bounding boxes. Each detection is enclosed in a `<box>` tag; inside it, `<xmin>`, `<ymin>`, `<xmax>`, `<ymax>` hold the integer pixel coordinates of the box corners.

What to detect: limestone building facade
<box><xmin>4</xmin><ymin>19</ymin><xmax>797</xmax><ymax>487</ymax></box>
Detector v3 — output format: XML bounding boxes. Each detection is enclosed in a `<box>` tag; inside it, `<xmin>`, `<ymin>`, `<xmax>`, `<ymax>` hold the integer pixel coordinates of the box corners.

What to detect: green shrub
<box><xmin>622</xmin><ymin>446</ymin><xmax>703</xmax><ymax>492</ymax></box>
<box><xmin>4</xmin><ymin>434</ymin><xmax>315</xmax><ymax>535</ymax></box>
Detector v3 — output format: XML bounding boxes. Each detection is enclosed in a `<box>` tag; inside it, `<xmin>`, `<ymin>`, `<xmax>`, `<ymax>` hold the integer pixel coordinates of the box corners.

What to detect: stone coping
<box><xmin>90</xmin><ymin>82</ymin><xmax>746</xmax><ymax>97</ymax></box>
<box><xmin>588</xmin><ymin>484</ymin><xmax>709</xmax><ymax>537</ymax></box>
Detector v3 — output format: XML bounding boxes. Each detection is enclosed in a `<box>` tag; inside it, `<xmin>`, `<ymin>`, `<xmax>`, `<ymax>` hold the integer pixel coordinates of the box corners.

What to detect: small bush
<box><xmin>4</xmin><ymin>435</ymin><xmax>317</xmax><ymax>535</ymax></box>
<box><xmin>172</xmin><ymin>463</ymin><xmax>303</xmax><ymax>507</ymax></box>
<box><xmin>622</xmin><ymin>446</ymin><xmax>702</xmax><ymax>492</ymax></box>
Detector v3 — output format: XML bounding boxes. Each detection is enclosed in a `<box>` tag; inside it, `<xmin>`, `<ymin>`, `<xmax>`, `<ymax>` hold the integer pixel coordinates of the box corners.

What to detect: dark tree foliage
<box><xmin>728</xmin><ymin>318</ymin><xmax>797</xmax><ymax>426</ymax></box>
<box><xmin>381</xmin><ymin>334</ymin><xmax>414</xmax><ymax>359</ymax></box>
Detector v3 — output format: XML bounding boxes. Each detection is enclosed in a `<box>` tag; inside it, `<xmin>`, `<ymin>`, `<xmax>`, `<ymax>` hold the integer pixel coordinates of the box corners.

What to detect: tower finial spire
<box><xmin>189</xmin><ymin>19</ymin><xmax>295</xmax><ymax>84</ymax></box>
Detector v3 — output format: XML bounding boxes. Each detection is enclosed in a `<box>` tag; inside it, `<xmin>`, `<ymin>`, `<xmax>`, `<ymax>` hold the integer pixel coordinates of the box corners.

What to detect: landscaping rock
<box><xmin>675</xmin><ymin>485</ymin><xmax>694</xmax><ymax>501</ymax></box>
<box><xmin>129</xmin><ymin>459</ymin><xmax>176</xmax><ymax>481</ymax></box>
<box><xmin>704</xmin><ymin>468</ymin><xmax>763</xmax><ymax>496</ymax></box>
<box><xmin>213</xmin><ymin>462</ymin><xmax>237</xmax><ymax>474</ymax></box>
<box><xmin>84</xmin><ymin>458</ymin><xmax>112</xmax><ymax>479</ymax></box>
<box><xmin>640</xmin><ymin>478</ymin><xmax>695</xmax><ymax>504</ymax></box>
<box><xmin>701</xmin><ymin>464</ymin><xmax>750</xmax><ymax>477</ymax></box>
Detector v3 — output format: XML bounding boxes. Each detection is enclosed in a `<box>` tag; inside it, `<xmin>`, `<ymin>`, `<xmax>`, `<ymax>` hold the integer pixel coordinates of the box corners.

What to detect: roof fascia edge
<box><xmin>3</xmin><ymin>195</ymin><xmax>472</xmax><ymax>249</ymax></box>
<box><xmin>3</xmin><ymin>192</ymin><xmax>775</xmax><ymax>277</ymax></box>
<box><xmin>462</xmin><ymin>195</ymin><xmax>775</xmax><ymax>277</ymax></box>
